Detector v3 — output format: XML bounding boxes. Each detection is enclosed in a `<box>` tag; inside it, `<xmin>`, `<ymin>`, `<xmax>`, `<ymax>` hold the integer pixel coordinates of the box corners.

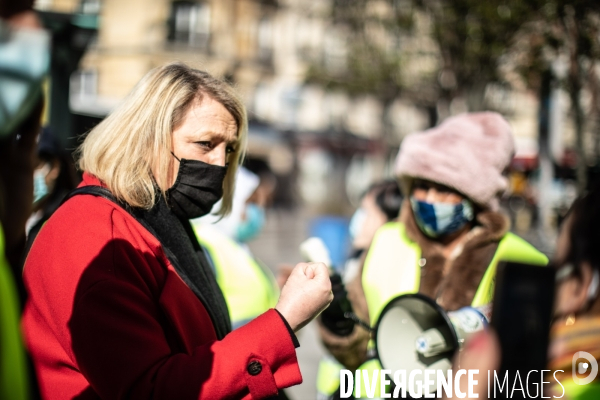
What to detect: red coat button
<box><xmin>247</xmin><ymin>360</ymin><xmax>262</xmax><ymax>376</ymax></box>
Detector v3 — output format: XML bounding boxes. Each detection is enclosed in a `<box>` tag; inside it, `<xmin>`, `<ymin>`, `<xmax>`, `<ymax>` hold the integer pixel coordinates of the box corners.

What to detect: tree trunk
<box><xmin>564</xmin><ymin>7</ymin><xmax>588</xmax><ymax>194</ymax></box>
<box><xmin>569</xmin><ymin>77</ymin><xmax>587</xmax><ymax>194</ymax></box>
<box><xmin>465</xmin><ymin>82</ymin><xmax>487</xmax><ymax>112</ymax></box>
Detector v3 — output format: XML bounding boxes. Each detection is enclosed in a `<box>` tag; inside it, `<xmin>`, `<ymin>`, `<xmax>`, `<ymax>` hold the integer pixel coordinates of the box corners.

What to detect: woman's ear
<box><xmin>578</xmin><ymin>263</ymin><xmax>595</xmax><ymax>301</ymax></box>
<box><xmin>570</xmin><ymin>263</ymin><xmax>595</xmax><ymax>312</ymax></box>
<box><xmin>582</xmin><ymin>262</ymin><xmax>600</xmax><ymax>313</ymax></box>
<box><xmin>555</xmin><ymin>264</ymin><xmax>593</xmax><ymax>316</ymax></box>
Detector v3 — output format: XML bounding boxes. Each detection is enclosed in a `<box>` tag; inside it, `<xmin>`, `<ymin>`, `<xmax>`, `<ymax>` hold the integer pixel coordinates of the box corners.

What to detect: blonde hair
<box><xmin>77</xmin><ymin>62</ymin><xmax>247</xmax><ymax>215</ymax></box>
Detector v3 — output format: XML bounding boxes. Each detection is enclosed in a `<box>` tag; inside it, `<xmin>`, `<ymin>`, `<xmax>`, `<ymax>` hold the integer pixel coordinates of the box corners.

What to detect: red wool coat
<box><xmin>22</xmin><ymin>174</ymin><xmax>302</xmax><ymax>399</ymax></box>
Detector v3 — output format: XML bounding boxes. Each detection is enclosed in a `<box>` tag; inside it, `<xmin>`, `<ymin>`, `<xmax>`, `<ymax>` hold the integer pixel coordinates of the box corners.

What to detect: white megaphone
<box><xmin>374</xmin><ymin>293</ymin><xmax>491</xmax><ymax>395</ymax></box>
<box><xmin>300</xmin><ymin>237</ymin><xmax>333</xmax><ymax>270</ymax></box>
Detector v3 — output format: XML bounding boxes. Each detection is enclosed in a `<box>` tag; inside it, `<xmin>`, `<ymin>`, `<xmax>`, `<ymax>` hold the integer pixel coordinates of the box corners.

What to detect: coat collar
<box><xmin>81</xmin><ymin>172</ymin><xmax>106</xmax><ymax>188</ymax></box>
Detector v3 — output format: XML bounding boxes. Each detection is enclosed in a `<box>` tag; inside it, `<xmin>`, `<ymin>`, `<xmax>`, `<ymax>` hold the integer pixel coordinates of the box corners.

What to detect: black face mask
<box><xmin>166</xmin><ymin>153</ymin><xmax>227</xmax><ymax>219</ymax></box>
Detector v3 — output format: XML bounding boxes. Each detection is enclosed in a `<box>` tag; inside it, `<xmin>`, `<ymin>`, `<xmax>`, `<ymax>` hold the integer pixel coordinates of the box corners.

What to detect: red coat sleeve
<box><xmin>23</xmin><ymin>192</ymin><xmax>302</xmax><ymax>400</ymax></box>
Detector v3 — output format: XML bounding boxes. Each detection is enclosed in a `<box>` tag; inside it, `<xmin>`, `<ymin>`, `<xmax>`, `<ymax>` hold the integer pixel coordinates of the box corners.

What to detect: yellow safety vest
<box><xmin>192</xmin><ymin>223</ymin><xmax>279</xmax><ymax>328</ymax></box>
<box><xmin>318</xmin><ymin>221</ymin><xmax>548</xmax><ymax>399</ymax></box>
<box><xmin>363</xmin><ymin>222</ymin><xmax>549</xmax><ymax>326</ymax></box>
<box><xmin>559</xmin><ymin>379</ymin><xmax>600</xmax><ymax>399</ymax></box>
<box><xmin>0</xmin><ymin>224</ymin><xmax>30</xmax><ymax>400</ymax></box>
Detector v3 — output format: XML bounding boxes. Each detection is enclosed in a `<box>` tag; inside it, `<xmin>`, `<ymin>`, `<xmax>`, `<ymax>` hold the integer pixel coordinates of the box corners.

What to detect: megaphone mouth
<box><xmin>374</xmin><ymin>293</ymin><xmax>459</xmax><ymax>372</ymax></box>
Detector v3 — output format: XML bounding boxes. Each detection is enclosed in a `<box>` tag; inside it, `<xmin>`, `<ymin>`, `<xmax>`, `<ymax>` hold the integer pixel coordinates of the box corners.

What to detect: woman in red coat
<box><xmin>22</xmin><ymin>63</ymin><xmax>332</xmax><ymax>399</ymax></box>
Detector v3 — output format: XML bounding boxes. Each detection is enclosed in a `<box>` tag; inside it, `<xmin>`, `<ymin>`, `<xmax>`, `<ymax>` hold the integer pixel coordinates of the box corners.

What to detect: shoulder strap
<box><xmin>61</xmin><ymin>185</ymin><xmax>157</xmax><ymax>240</ymax></box>
<box><xmin>61</xmin><ymin>185</ymin><xmax>141</xmax><ymax>223</ymax></box>
<box><xmin>61</xmin><ymin>186</ymin><xmax>121</xmax><ymax>207</ymax></box>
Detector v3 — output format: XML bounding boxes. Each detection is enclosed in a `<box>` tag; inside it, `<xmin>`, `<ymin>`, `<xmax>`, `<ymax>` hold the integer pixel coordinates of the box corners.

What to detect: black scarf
<box><xmin>133</xmin><ymin>196</ymin><xmax>232</xmax><ymax>339</ymax></box>
<box><xmin>63</xmin><ymin>186</ymin><xmax>232</xmax><ymax>339</ymax></box>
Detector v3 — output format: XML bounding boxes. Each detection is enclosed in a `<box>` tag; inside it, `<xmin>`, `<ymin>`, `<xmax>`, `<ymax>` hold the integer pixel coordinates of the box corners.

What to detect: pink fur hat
<box><xmin>395</xmin><ymin>112</ymin><xmax>515</xmax><ymax>210</ymax></box>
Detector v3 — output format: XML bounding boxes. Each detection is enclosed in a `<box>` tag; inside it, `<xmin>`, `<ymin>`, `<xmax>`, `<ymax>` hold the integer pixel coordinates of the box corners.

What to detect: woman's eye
<box><xmin>413</xmin><ymin>182</ymin><xmax>429</xmax><ymax>191</ymax></box>
<box><xmin>434</xmin><ymin>184</ymin><xmax>452</xmax><ymax>194</ymax></box>
<box><xmin>226</xmin><ymin>145</ymin><xmax>236</xmax><ymax>154</ymax></box>
<box><xmin>197</xmin><ymin>141</ymin><xmax>212</xmax><ymax>149</ymax></box>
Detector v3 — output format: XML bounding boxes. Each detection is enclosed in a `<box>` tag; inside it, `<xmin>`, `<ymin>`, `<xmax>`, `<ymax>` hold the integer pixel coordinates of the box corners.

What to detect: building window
<box><xmin>168</xmin><ymin>1</ymin><xmax>211</xmax><ymax>49</ymax></box>
<box><xmin>257</xmin><ymin>16</ymin><xmax>273</xmax><ymax>64</ymax></box>
<box><xmin>80</xmin><ymin>0</ymin><xmax>102</xmax><ymax>14</ymax></box>
<box><xmin>323</xmin><ymin>30</ymin><xmax>347</xmax><ymax>73</ymax></box>
<box><xmin>69</xmin><ymin>69</ymin><xmax>99</xmax><ymax>114</ymax></box>
<box><xmin>70</xmin><ymin>69</ymin><xmax>98</xmax><ymax>99</ymax></box>
<box><xmin>35</xmin><ymin>0</ymin><xmax>53</xmax><ymax>11</ymax></box>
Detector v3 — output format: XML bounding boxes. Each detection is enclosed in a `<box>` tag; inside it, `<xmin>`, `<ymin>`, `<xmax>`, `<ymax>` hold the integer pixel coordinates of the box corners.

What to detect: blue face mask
<box><xmin>235</xmin><ymin>203</ymin><xmax>266</xmax><ymax>243</ymax></box>
<box><xmin>349</xmin><ymin>207</ymin><xmax>366</xmax><ymax>241</ymax></box>
<box><xmin>410</xmin><ymin>197</ymin><xmax>474</xmax><ymax>238</ymax></box>
<box><xmin>0</xmin><ymin>20</ymin><xmax>50</xmax><ymax>138</ymax></box>
<box><xmin>33</xmin><ymin>166</ymin><xmax>49</xmax><ymax>205</ymax></box>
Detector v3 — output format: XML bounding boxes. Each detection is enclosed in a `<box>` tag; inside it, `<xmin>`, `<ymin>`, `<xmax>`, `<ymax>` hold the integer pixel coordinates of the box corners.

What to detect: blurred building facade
<box><xmin>39</xmin><ymin>0</ymin><xmax>430</xmax><ymax>144</ymax></box>
<box><xmin>34</xmin><ymin>0</ymin><xmax>581</xmax><ymax>219</ymax></box>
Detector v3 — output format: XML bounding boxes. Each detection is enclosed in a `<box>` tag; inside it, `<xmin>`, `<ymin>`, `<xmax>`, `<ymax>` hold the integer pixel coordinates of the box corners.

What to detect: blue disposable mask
<box><xmin>33</xmin><ymin>165</ymin><xmax>50</xmax><ymax>205</ymax></box>
<box><xmin>0</xmin><ymin>20</ymin><xmax>50</xmax><ymax>138</ymax></box>
<box><xmin>410</xmin><ymin>197</ymin><xmax>474</xmax><ymax>238</ymax></box>
<box><xmin>235</xmin><ymin>203</ymin><xmax>266</xmax><ymax>242</ymax></box>
<box><xmin>349</xmin><ymin>207</ymin><xmax>366</xmax><ymax>241</ymax></box>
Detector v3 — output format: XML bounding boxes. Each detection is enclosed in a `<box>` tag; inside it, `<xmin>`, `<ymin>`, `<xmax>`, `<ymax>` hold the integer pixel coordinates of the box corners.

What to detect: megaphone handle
<box><xmin>344</xmin><ymin>312</ymin><xmax>374</xmax><ymax>333</ymax></box>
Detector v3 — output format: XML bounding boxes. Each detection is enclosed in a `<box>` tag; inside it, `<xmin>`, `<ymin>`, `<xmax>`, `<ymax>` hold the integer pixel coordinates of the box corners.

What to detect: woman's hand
<box><xmin>275</xmin><ymin>262</ymin><xmax>333</xmax><ymax>332</ymax></box>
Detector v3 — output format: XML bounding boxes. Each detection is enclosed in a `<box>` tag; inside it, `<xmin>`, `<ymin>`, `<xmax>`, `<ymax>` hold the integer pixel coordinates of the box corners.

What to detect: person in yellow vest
<box><xmin>0</xmin><ymin>1</ymin><xmax>49</xmax><ymax>398</ymax></box>
<box><xmin>343</xmin><ymin>180</ymin><xmax>403</xmax><ymax>284</ymax></box>
<box><xmin>316</xmin><ymin>180</ymin><xmax>402</xmax><ymax>398</ymax></box>
<box><xmin>191</xmin><ymin>165</ymin><xmax>279</xmax><ymax>329</ymax></box>
<box><xmin>317</xmin><ymin>112</ymin><xmax>548</xmax><ymax>399</ymax></box>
